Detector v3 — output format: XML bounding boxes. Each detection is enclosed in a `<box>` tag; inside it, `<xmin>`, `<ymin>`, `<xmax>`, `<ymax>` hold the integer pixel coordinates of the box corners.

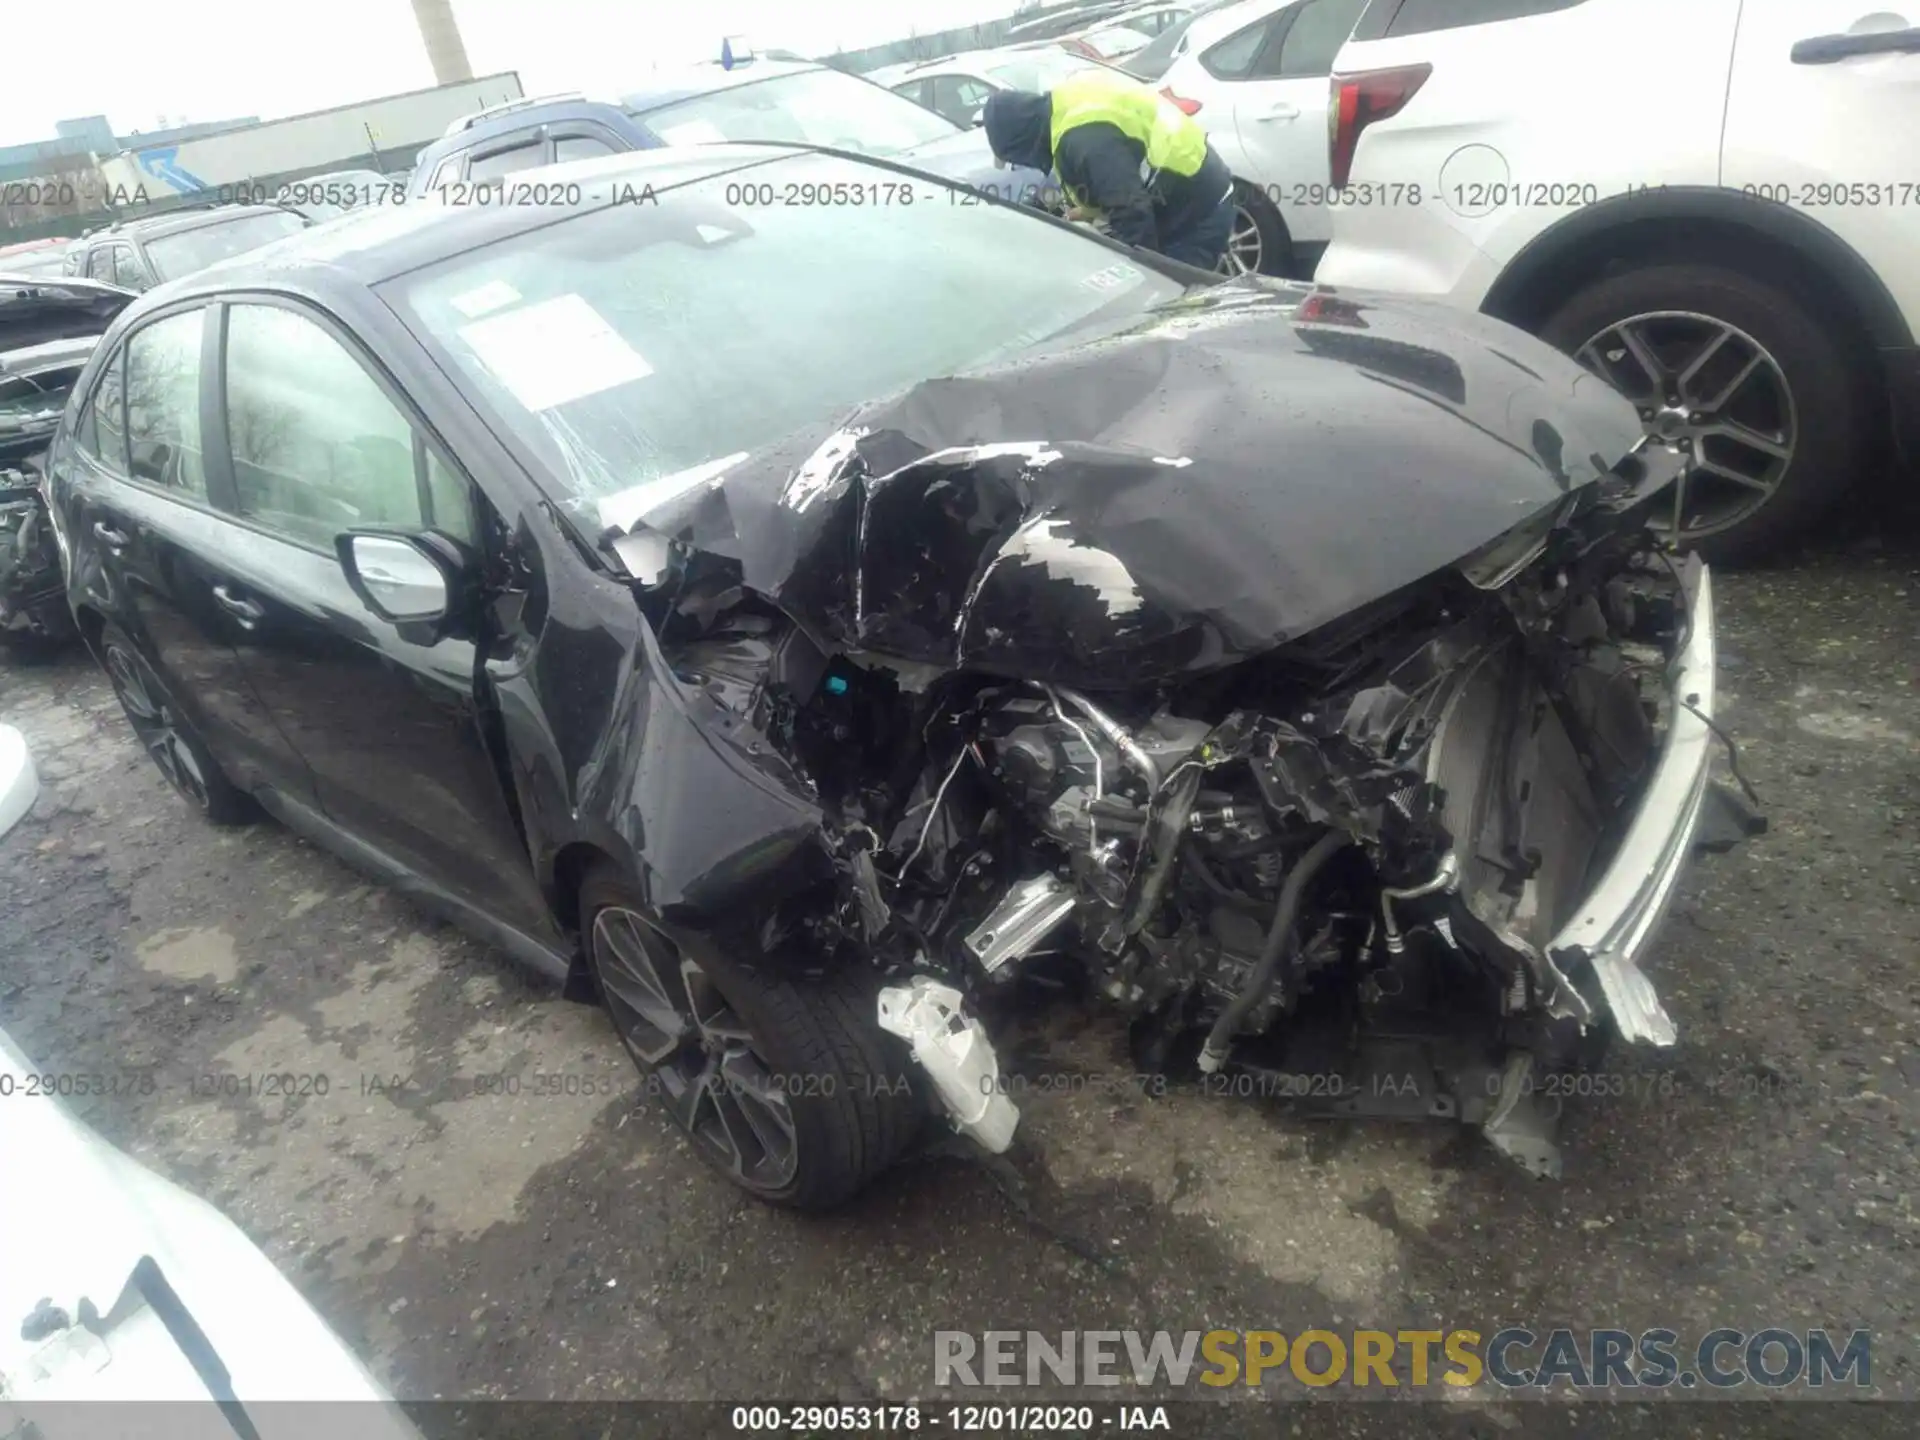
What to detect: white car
<box><xmin>0</xmin><ymin>723</ymin><xmax>34</xmax><ymax>836</ymax></box>
<box><xmin>1158</xmin><ymin>0</ymin><xmax>1370</xmax><ymax>278</ymax></box>
<box><xmin>0</xmin><ymin>1026</ymin><xmax>422</xmax><ymax>1435</ymax></box>
<box><xmin>1319</xmin><ymin>0</ymin><xmax>1920</xmax><ymax>564</ymax></box>
<box><xmin>1066</xmin><ymin>23</ymin><xmax>1157</xmax><ymax>60</ymax></box>
<box><xmin>878</xmin><ymin>44</ymin><xmax>1117</xmax><ymax>128</ymax></box>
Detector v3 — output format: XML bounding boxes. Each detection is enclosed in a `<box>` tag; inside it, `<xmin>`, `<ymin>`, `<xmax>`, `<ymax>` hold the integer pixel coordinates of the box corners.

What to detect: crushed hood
<box><xmin>1</xmin><ymin>276</ymin><xmax>135</xmax><ymax>357</ymax></box>
<box><xmin>617</xmin><ymin>281</ymin><xmax>1648</xmax><ymax>689</ymax></box>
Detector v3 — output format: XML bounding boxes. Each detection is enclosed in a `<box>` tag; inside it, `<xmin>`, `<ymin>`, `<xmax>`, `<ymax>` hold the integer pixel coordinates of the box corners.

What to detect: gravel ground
<box><xmin>2</xmin><ymin>504</ymin><xmax>1916</xmax><ymax>1435</ymax></box>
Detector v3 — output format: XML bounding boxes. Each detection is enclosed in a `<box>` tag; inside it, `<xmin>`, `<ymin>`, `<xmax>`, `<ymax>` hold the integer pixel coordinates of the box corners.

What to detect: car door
<box><xmin>1226</xmin><ymin>0</ymin><xmax>1366</xmax><ymax>243</ymax></box>
<box><xmin>206</xmin><ymin>295</ymin><xmax>553</xmax><ymax>937</ymax></box>
<box><xmin>61</xmin><ymin>305</ymin><xmax>313</xmax><ymax>799</ymax></box>
<box><xmin>1721</xmin><ymin>0</ymin><xmax>1920</xmax><ymax>329</ymax></box>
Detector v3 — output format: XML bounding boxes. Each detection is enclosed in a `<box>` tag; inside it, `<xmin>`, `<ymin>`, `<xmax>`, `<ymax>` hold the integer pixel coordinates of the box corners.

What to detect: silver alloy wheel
<box><xmin>590</xmin><ymin>905</ymin><xmax>800</xmax><ymax>1193</ymax></box>
<box><xmin>1218</xmin><ymin>203</ymin><xmax>1263</xmax><ymax>276</ymax></box>
<box><xmin>1573</xmin><ymin>311</ymin><xmax>1797</xmax><ymax>542</ymax></box>
<box><xmin>104</xmin><ymin>644</ymin><xmax>210</xmax><ymax>810</ymax></box>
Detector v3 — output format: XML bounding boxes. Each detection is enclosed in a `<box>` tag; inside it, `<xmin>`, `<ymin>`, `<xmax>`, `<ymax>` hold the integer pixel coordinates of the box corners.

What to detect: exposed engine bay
<box><xmin>642</xmin><ymin>453</ymin><xmax>1747</xmax><ymax>1178</ymax></box>
<box><xmin>586</xmin><ymin>279</ymin><xmax>1762</xmax><ymax>1179</ymax></box>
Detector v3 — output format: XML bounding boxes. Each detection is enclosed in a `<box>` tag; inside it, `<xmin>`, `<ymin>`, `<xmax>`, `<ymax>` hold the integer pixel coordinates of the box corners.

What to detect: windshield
<box><xmin>982</xmin><ymin>48</ymin><xmax>1116</xmax><ymax>90</ymax></box>
<box><xmin>387</xmin><ymin>155</ymin><xmax>1183</xmax><ymax>512</ymax></box>
<box><xmin>144</xmin><ymin>211</ymin><xmax>310</xmax><ymax>279</ymax></box>
<box><xmin>638</xmin><ymin>71</ymin><xmax>960</xmax><ymax>156</ymax></box>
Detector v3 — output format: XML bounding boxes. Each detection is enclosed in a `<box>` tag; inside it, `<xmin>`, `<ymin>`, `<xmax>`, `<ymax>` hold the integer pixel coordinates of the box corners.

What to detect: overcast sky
<box><xmin>3</xmin><ymin>0</ymin><xmax>1020</xmax><ymax>145</ymax></box>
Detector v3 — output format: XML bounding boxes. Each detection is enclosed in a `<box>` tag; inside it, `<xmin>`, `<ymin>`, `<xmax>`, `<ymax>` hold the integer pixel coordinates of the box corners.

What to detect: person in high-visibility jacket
<box><xmin>982</xmin><ymin>70</ymin><xmax>1235</xmax><ymax>270</ymax></box>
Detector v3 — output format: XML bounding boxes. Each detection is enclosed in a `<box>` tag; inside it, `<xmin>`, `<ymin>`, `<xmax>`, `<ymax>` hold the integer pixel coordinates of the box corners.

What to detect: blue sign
<box><xmin>135</xmin><ymin>147</ymin><xmax>208</xmax><ymax>193</ymax></box>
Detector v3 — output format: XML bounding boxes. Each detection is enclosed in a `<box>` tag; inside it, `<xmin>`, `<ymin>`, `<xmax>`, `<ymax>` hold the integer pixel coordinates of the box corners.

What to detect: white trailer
<box><xmin>97</xmin><ymin>74</ymin><xmax>524</xmax><ymax>202</ymax></box>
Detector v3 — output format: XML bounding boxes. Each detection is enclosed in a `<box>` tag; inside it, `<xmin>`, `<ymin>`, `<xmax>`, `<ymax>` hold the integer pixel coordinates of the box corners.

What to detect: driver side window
<box><xmin>223</xmin><ymin>303</ymin><xmax>475</xmax><ymax>551</ymax></box>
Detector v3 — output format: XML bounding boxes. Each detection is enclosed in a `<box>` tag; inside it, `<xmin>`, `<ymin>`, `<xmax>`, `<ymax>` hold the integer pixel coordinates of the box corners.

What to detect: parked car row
<box><xmin>0</xmin><ymin>0</ymin><xmax>1900</xmax><ymax>1219</ymax></box>
<box><xmin>404</xmin><ymin>56</ymin><xmax>1052</xmax><ymax>208</ymax></box>
<box><xmin>22</xmin><ymin>126</ymin><xmax>1759</xmax><ymax>1211</ymax></box>
<box><xmin>877</xmin><ymin>0</ymin><xmax>1920</xmax><ymax>560</ymax></box>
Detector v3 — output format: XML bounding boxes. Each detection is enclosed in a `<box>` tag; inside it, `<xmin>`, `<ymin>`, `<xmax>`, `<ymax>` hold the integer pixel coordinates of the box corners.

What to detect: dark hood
<box><xmin>982</xmin><ymin>90</ymin><xmax>1055</xmax><ymax>175</ymax></box>
<box><xmin>618</xmin><ymin>281</ymin><xmax>1648</xmax><ymax>690</ymax></box>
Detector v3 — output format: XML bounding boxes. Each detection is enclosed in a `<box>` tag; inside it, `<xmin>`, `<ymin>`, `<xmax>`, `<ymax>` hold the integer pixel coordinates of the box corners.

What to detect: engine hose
<box><xmin>1197</xmin><ymin>828</ymin><xmax>1348</xmax><ymax>1074</ymax></box>
<box><xmin>1180</xmin><ymin>839</ymin><xmax>1267</xmax><ymax>914</ymax></box>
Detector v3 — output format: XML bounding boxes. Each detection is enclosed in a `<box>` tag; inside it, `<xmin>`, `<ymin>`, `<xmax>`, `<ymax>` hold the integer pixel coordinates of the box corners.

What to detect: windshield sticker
<box><xmin>458</xmin><ymin>294</ymin><xmax>653</xmax><ymax>411</ymax></box>
<box><xmin>448</xmin><ymin>279</ymin><xmax>521</xmax><ymax>319</ymax></box>
<box><xmin>694</xmin><ymin>223</ymin><xmax>736</xmax><ymax>245</ymax></box>
<box><xmin>1081</xmin><ymin>263</ymin><xmax>1141</xmax><ymax>293</ymax></box>
<box><xmin>659</xmin><ymin>120</ymin><xmax>731</xmax><ymax>146</ymax></box>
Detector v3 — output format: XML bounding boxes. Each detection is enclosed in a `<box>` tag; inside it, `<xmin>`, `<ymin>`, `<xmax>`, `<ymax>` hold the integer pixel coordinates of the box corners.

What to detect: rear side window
<box><xmin>84</xmin><ymin>349</ymin><xmax>128</xmax><ymax>469</ymax></box>
<box><xmin>124</xmin><ymin>310</ymin><xmax>210</xmax><ymax>498</ymax></box>
<box><xmin>1201</xmin><ymin>15</ymin><xmax>1279</xmax><ymax>78</ymax></box>
<box><xmin>1275</xmin><ymin>0</ymin><xmax>1369</xmax><ymax>75</ymax></box>
<box><xmin>1354</xmin><ymin>0</ymin><xmax>1586</xmax><ymax>40</ymax></box>
<box><xmin>115</xmin><ymin>245</ymin><xmax>156</xmax><ymax>290</ymax></box>
<box><xmin>467</xmin><ymin>140</ymin><xmax>546</xmax><ymax>182</ymax></box>
<box><xmin>553</xmin><ymin>134</ymin><xmax>617</xmax><ymax>163</ymax></box>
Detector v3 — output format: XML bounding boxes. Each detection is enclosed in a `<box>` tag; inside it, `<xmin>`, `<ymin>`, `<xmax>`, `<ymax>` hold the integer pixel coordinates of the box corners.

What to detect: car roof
<box><xmin>96</xmin><ymin>204</ymin><xmax>298</xmax><ymax>241</ymax></box>
<box><xmin>622</xmin><ymin>59</ymin><xmax>827</xmax><ymax>113</ymax></box>
<box><xmin>167</xmin><ymin>145</ymin><xmax>806</xmax><ymax>295</ymax></box>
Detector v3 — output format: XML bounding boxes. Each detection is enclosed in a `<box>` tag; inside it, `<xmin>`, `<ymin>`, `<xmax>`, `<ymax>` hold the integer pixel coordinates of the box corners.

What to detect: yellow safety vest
<box><xmin>1048</xmin><ymin>71</ymin><xmax>1210</xmax><ymax>190</ymax></box>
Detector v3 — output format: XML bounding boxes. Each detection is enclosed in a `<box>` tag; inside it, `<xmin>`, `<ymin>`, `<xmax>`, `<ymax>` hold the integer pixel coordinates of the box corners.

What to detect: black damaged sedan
<box><xmin>43</xmin><ymin>145</ymin><xmax>1755</xmax><ymax>1208</ymax></box>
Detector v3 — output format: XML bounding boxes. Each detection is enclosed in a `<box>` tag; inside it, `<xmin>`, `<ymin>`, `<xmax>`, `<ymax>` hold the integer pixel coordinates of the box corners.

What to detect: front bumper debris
<box><xmin>1548</xmin><ymin>555</ymin><xmax>1719</xmax><ymax>1046</ymax></box>
<box><xmin>877</xmin><ymin>977</ymin><xmax>1019</xmax><ymax>1153</ymax></box>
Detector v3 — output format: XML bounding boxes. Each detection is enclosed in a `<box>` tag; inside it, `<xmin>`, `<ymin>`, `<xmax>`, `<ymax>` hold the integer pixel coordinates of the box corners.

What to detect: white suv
<box><xmin>1318</xmin><ymin>0</ymin><xmax>1920</xmax><ymax>563</ymax></box>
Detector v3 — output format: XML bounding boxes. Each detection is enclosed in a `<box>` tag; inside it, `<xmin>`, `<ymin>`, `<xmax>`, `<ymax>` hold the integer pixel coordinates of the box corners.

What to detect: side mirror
<box><xmin>336</xmin><ymin>530</ymin><xmax>472</xmax><ymax>637</ymax></box>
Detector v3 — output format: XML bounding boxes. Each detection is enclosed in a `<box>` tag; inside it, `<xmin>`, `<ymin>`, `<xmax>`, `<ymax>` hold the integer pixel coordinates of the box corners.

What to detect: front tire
<box><xmin>98</xmin><ymin>621</ymin><xmax>258</xmax><ymax>824</ymax></box>
<box><xmin>1221</xmin><ymin>180</ymin><xmax>1293</xmax><ymax>279</ymax></box>
<box><xmin>1538</xmin><ymin>261</ymin><xmax>1871</xmax><ymax>566</ymax></box>
<box><xmin>580</xmin><ymin>863</ymin><xmax>922</xmax><ymax>1210</ymax></box>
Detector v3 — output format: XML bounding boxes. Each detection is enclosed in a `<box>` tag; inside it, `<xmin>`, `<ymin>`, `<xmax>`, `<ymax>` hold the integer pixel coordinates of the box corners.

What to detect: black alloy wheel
<box><xmin>579</xmin><ymin>863</ymin><xmax>923</xmax><ymax>1210</ymax></box>
<box><xmin>98</xmin><ymin>622</ymin><xmax>256</xmax><ymax>824</ymax></box>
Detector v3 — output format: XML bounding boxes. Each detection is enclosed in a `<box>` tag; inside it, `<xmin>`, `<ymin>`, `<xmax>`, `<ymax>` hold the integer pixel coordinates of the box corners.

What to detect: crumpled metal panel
<box><xmin>604</xmin><ymin>281</ymin><xmax>1646</xmax><ymax>690</ymax></box>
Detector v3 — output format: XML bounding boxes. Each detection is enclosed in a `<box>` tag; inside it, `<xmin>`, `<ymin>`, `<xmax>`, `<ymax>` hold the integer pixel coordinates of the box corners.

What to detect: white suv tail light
<box><xmin>1329</xmin><ymin>64</ymin><xmax>1431</xmax><ymax>188</ymax></box>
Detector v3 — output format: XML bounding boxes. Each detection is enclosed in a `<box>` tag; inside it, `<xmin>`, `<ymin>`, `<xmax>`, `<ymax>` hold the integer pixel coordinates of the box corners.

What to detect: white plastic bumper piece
<box><xmin>877</xmin><ymin>977</ymin><xmax>1019</xmax><ymax>1153</ymax></box>
<box><xmin>0</xmin><ymin>723</ymin><xmax>38</xmax><ymax>839</ymax></box>
<box><xmin>1547</xmin><ymin>560</ymin><xmax>1717</xmax><ymax>1046</ymax></box>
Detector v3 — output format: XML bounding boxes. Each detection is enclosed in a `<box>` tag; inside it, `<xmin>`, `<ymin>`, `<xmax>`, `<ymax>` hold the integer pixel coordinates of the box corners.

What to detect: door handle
<box><xmin>212</xmin><ymin>584</ymin><xmax>265</xmax><ymax>626</ymax></box>
<box><xmin>93</xmin><ymin>521</ymin><xmax>131</xmax><ymax>549</ymax></box>
<box><xmin>1256</xmin><ymin>101</ymin><xmax>1301</xmax><ymax>121</ymax></box>
<box><xmin>1792</xmin><ymin>26</ymin><xmax>1920</xmax><ymax>64</ymax></box>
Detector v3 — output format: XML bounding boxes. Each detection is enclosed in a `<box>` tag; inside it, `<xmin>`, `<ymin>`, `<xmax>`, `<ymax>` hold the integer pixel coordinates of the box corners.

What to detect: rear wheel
<box><xmin>580</xmin><ymin>863</ymin><xmax>922</xmax><ymax>1210</ymax></box>
<box><xmin>1220</xmin><ymin>180</ymin><xmax>1292</xmax><ymax>279</ymax></box>
<box><xmin>1538</xmin><ymin>261</ymin><xmax>1871</xmax><ymax>566</ymax></box>
<box><xmin>98</xmin><ymin>621</ymin><xmax>257</xmax><ymax>824</ymax></box>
